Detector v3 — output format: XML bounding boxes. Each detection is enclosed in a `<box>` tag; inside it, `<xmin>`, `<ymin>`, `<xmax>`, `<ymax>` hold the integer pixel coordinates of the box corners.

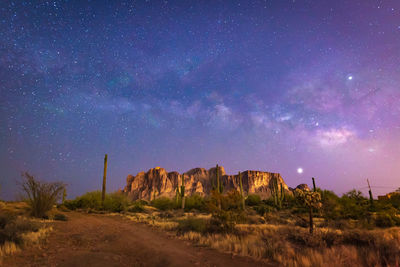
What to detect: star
<box><xmin>347</xmin><ymin>75</ymin><xmax>353</xmax><ymax>80</ymax></box>
<box><xmin>297</xmin><ymin>168</ymin><xmax>304</xmax><ymax>174</ymax></box>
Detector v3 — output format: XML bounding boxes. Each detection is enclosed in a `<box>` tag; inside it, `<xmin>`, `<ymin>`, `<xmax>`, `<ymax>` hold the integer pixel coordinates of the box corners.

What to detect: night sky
<box><xmin>1</xmin><ymin>1</ymin><xmax>400</xmax><ymax>200</ymax></box>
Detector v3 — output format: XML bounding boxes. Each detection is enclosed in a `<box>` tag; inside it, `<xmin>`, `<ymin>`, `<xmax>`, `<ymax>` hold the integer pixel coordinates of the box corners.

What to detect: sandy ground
<box><xmin>2</xmin><ymin>212</ymin><xmax>270</xmax><ymax>267</ymax></box>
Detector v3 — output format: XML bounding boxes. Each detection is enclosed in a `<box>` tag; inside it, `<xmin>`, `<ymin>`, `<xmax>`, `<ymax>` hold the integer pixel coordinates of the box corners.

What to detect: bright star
<box><xmin>348</xmin><ymin>76</ymin><xmax>353</xmax><ymax>80</ymax></box>
<box><xmin>297</xmin><ymin>168</ymin><xmax>303</xmax><ymax>174</ymax></box>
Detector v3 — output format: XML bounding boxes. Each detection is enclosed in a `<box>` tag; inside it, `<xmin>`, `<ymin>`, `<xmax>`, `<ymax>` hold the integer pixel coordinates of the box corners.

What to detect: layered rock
<box><xmin>123</xmin><ymin>166</ymin><xmax>291</xmax><ymax>201</ymax></box>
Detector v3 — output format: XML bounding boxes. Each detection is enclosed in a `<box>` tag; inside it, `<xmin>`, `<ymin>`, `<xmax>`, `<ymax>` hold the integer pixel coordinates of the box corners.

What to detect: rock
<box><xmin>123</xmin><ymin>166</ymin><xmax>291</xmax><ymax>201</ymax></box>
<box><xmin>295</xmin><ymin>184</ymin><xmax>311</xmax><ymax>191</ymax></box>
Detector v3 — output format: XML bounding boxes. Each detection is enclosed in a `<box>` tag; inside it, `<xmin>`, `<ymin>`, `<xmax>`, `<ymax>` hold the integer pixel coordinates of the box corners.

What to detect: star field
<box><xmin>1</xmin><ymin>0</ymin><xmax>400</xmax><ymax>199</ymax></box>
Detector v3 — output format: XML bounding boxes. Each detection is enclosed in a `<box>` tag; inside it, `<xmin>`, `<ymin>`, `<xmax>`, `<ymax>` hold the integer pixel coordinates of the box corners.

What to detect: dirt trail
<box><xmin>3</xmin><ymin>212</ymin><xmax>269</xmax><ymax>267</ymax></box>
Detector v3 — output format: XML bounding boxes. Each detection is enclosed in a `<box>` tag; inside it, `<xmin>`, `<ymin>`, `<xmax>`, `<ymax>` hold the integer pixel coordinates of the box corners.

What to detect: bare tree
<box><xmin>20</xmin><ymin>172</ymin><xmax>65</xmax><ymax>218</ymax></box>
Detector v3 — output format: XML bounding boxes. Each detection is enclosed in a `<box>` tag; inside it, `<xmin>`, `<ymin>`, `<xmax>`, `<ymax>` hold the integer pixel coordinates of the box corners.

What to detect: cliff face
<box><xmin>123</xmin><ymin>166</ymin><xmax>290</xmax><ymax>201</ymax></box>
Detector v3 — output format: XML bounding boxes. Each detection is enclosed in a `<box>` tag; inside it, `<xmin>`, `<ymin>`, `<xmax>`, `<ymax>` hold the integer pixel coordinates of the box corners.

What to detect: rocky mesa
<box><xmin>123</xmin><ymin>166</ymin><xmax>291</xmax><ymax>201</ymax></box>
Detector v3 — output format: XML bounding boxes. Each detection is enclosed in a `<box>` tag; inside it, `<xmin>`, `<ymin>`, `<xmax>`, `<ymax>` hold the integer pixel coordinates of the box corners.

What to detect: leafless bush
<box><xmin>20</xmin><ymin>172</ymin><xmax>65</xmax><ymax>218</ymax></box>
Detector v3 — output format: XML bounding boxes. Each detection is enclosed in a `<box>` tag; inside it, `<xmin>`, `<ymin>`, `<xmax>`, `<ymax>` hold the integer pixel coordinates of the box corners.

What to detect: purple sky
<box><xmin>1</xmin><ymin>0</ymin><xmax>400</xmax><ymax>200</ymax></box>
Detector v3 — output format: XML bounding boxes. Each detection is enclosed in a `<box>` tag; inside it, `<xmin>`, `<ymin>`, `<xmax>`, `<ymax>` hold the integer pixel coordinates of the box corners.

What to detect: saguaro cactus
<box><xmin>312</xmin><ymin>177</ymin><xmax>316</xmax><ymax>192</ymax></box>
<box><xmin>101</xmin><ymin>154</ymin><xmax>108</xmax><ymax>207</ymax></box>
<box><xmin>216</xmin><ymin>164</ymin><xmax>224</xmax><ymax>194</ymax></box>
<box><xmin>272</xmin><ymin>178</ymin><xmax>284</xmax><ymax>209</ymax></box>
<box><xmin>215</xmin><ymin>164</ymin><xmax>223</xmax><ymax>209</ymax></box>
<box><xmin>175</xmin><ymin>186</ymin><xmax>180</xmax><ymax>205</ymax></box>
<box><xmin>181</xmin><ymin>174</ymin><xmax>185</xmax><ymax>210</ymax></box>
<box><xmin>238</xmin><ymin>171</ymin><xmax>245</xmax><ymax>210</ymax></box>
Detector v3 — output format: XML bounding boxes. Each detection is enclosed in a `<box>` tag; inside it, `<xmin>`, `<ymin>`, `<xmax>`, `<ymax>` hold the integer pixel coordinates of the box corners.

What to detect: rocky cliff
<box><xmin>123</xmin><ymin>166</ymin><xmax>290</xmax><ymax>201</ymax></box>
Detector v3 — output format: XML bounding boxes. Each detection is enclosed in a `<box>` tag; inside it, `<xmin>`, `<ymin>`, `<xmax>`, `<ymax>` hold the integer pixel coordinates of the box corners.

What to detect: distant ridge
<box><xmin>123</xmin><ymin>166</ymin><xmax>290</xmax><ymax>201</ymax></box>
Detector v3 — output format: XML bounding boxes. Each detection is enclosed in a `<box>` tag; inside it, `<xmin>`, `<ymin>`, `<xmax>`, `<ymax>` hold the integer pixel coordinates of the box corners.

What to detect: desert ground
<box><xmin>2</xmin><ymin>211</ymin><xmax>265</xmax><ymax>267</ymax></box>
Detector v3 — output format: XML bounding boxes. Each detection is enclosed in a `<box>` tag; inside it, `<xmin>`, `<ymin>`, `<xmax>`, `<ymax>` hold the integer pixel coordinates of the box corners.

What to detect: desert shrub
<box><xmin>66</xmin><ymin>191</ymin><xmax>102</xmax><ymax>210</ymax></box>
<box><xmin>253</xmin><ymin>204</ymin><xmax>274</xmax><ymax>216</ymax></box>
<box><xmin>0</xmin><ymin>217</ymin><xmax>39</xmax><ymax>245</ymax></box>
<box><xmin>158</xmin><ymin>211</ymin><xmax>174</xmax><ymax>218</ymax></box>
<box><xmin>374</xmin><ymin>213</ymin><xmax>395</xmax><ymax>228</ymax></box>
<box><xmin>0</xmin><ymin>214</ymin><xmax>15</xmax><ymax>229</ymax></box>
<box><xmin>184</xmin><ymin>194</ymin><xmax>206</xmax><ymax>211</ymax></box>
<box><xmin>64</xmin><ymin>191</ymin><xmax>131</xmax><ymax>212</ymax></box>
<box><xmin>20</xmin><ymin>172</ymin><xmax>65</xmax><ymax>218</ymax></box>
<box><xmin>53</xmin><ymin>213</ymin><xmax>68</xmax><ymax>221</ymax></box>
<box><xmin>136</xmin><ymin>199</ymin><xmax>149</xmax><ymax>206</ymax></box>
<box><xmin>221</xmin><ymin>190</ymin><xmax>243</xmax><ymax>210</ymax></box>
<box><xmin>246</xmin><ymin>194</ymin><xmax>261</xmax><ymax>206</ymax></box>
<box><xmin>103</xmin><ymin>192</ymin><xmax>130</xmax><ymax>212</ymax></box>
<box><xmin>177</xmin><ymin>217</ymin><xmax>207</xmax><ymax>234</ymax></box>
<box><xmin>151</xmin><ymin>197</ymin><xmax>174</xmax><ymax>211</ymax></box>
<box><xmin>321</xmin><ymin>190</ymin><xmax>341</xmax><ymax>220</ymax></box>
<box><xmin>208</xmin><ymin>210</ymin><xmax>247</xmax><ymax>233</ymax></box>
<box><xmin>127</xmin><ymin>202</ymin><xmax>145</xmax><ymax>213</ymax></box>
<box><xmin>338</xmin><ymin>190</ymin><xmax>369</xmax><ymax>220</ymax></box>
<box><xmin>287</xmin><ymin>229</ymin><xmax>325</xmax><ymax>248</ymax></box>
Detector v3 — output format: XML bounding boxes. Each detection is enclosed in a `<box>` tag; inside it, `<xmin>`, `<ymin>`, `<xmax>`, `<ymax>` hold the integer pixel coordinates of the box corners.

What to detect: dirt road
<box><xmin>3</xmin><ymin>212</ymin><xmax>269</xmax><ymax>267</ymax></box>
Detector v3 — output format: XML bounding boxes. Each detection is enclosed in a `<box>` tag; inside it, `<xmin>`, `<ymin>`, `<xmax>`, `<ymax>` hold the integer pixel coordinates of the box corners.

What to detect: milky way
<box><xmin>1</xmin><ymin>1</ymin><xmax>400</xmax><ymax>199</ymax></box>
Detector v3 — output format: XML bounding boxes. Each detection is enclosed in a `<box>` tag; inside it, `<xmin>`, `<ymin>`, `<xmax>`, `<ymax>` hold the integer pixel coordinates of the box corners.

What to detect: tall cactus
<box><xmin>312</xmin><ymin>177</ymin><xmax>316</xmax><ymax>192</ymax></box>
<box><xmin>216</xmin><ymin>164</ymin><xmax>223</xmax><ymax>194</ymax></box>
<box><xmin>272</xmin><ymin>178</ymin><xmax>284</xmax><ymax>209</ymax></box>
<box><xmin>101</xmin><ymin>154</ymin><xmax>108</xmax><ymax>207</ymax></box>
<box><xmin>181</xmin><ymin>174</ymin><xmax>185</xmax><ymax>210</ymax></box>
<box><xmin>215</xmin><ymin>164</ymin><xmax>222</xmax><ymax>209</ymax></box>
<box><xmin>238</xmin><ymin>171</ymin><xmax>245</xmax><ymax>210</ymax></box>
<box><xmin>175</xmin><ymin>186</ymin><xmax>180</xmax><ymax>205</ymax></box>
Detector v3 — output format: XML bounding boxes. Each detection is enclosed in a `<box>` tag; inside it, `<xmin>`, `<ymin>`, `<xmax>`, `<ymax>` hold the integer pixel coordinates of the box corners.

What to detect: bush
<box><xmin>184</xmin><ymin>194</ymin><xmax>206</xmax><ymax>211</ymax></box>
<box><xmin>151</xmin><ymin>197</ymin><xmax>174</xmax><ymax>211</ymax></box>
<box><xmin>20</xmin><ymin>172</ymin><xmax>65</xmax><ymax>218</ymax></box>
<box><xmin>53</xmin><ymin>213</ymin><xmax>68</xmax><ymax>221</ymax></box>
<box><xmin>375</xmin><ymin>213</ymin><xmax>395</xmax><ymax>228</ymax></box>
<box><xmin>253</xmin><ymin>204</ymin><xmax>274</xmax><ymax>216</ymax></box>
<box><xmin>0</xmin><ymin>215</ymin><xmax>39</xmax><ymax>245</ymax></box>
<box><xmin>127</xmin><ymin>202</ymin><xmax>145</xmax><ymax>213</ymax></box>
<box><xmin>64</xmin><ymin>191</ymin><xmax>131</xmax><ymax>212</ymax></box>
<box><xmin>65</xmin><ymin>191</ymin><xmax>102</xmax><ymax>210</ymax></box>
<box><xmin>246</xmin><ymin>194</ymin><xmax>261</xmax><ymax>206</ymax></box>
<box><xmin>177</xmin><ymin>217</ymin><xmax>207</xmax><ymax>234</ymax></box>
<box><xmin>104</xmin><ymin>192</ymin><xmax>130</xmax><ymax>212</ymax></box>
<box><xmin>208</xmin><ymin>210</ymin><xmax>247</xmax><ymax>233</ymax></box>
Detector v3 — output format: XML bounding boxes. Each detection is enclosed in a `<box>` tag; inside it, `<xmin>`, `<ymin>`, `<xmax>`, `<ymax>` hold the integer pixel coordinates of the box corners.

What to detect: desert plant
<box><xmin>295</xmin><ymin>188</ymin><xmax>322</xmax><ymax>234</ymax></box>
<box><xmin>53</xmin><ymin>213</ymin><xmax>68</xmax><ymax>221</ymax></box>
<box><xmin>101</xmin><ymin>154</ymin><xmax>108</xmax><ymax>207</ymax></box>
<box><xmin>180</xmin><ymin>174</ymin><xmax>185</xmax><ymax>210</ymax></box>
<box><xmin>185</xmin><ymin>194</ymin><xmax>206</xmax><ymax>211</ymax></box>
<box><xmin>246</xmin><ymin>194</ymin><xmax>261</xmax><ymax>206</ymax></box>
<box><xmin>177</xmin><ymin>217</ymin><xmax>207</xmax><ymax>234</ymax></box>
<box><xmin>238</xmin><ymin>171</ymin><xmax>245</xmax><ymax>210</ymax></box>
<box><xmin>20</xmin><ymin>172</ymin><xmax>65</xmax><ymax>218</ymax></box>
<box><xmin>152</xmin><ymin>197</ymin><xmax>174</xmax><ymax>211</ymax></box>
<box><xmin>271</xmin><ymin>178</ymin><xmax>284</xmax><ymax>209</ymax></box>
<box><xmin>103</xmin><ymin>192</ymin><xmax>130</xmax><ymax>212</ymax></box>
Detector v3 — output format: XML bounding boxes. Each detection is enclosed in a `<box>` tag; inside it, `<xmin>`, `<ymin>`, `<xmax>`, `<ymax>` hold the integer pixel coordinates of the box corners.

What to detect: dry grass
<box><xmin>123</xmin><ymin>210</ymin><xmax>400</xmax><ymax>267</ymax></box>
<box><xmin>0</xmin><ymin>202</ymin><xmax>53</xmax><ymax>261</ymax></box>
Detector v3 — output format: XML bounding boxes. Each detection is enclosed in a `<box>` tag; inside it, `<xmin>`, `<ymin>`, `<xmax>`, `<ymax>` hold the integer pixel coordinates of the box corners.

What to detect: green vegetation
<box><xmin>64</xmin><ymin>191</ymin><xmax>130</xmax><ymax>212</ymax></box>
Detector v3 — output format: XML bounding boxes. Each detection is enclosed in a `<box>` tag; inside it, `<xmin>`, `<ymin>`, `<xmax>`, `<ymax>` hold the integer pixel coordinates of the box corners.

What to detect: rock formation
<box><xmin>123</xmin><ymin>166</ymin><xmax>291</xmax><ymax>201</ymax></box>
